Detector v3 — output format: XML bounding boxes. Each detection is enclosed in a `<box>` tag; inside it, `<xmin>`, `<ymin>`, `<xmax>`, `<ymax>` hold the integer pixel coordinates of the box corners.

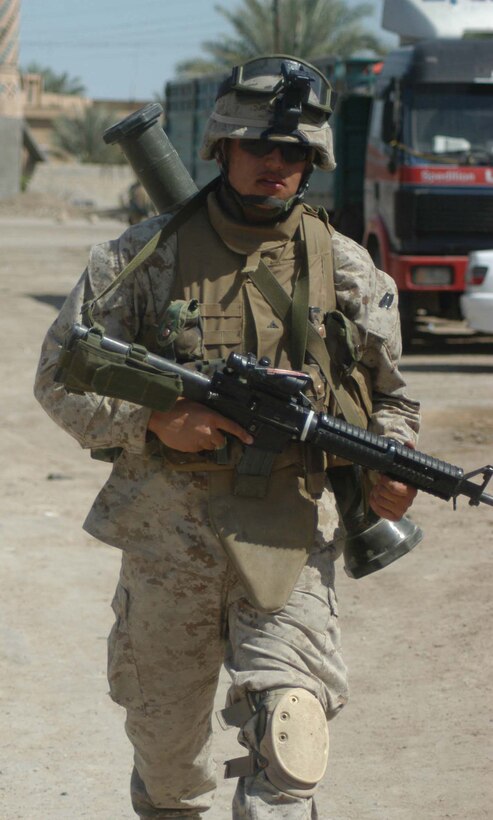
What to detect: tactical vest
<box><xmin>153</xmin><ymin>193</ymin><xmax>372</xmax><ymax>474</ymax></box>
<box><xmin>145</xmin><ymin>193</ymin><xmax>372</xmax><ymax>612</ymax></box>
<box><xmin>85</xmin><ymin>188</ymin><xmax>373</xmax><ymax>611</ymax></box>
<box><xmin>162</xmin><ymin>195</ymin><xmax>326</xmax><ymax>609</ymax></box>
<box><xmin>172</xmin><ymin>195</ymin><xmax>335</xmax><ymax>372</ymax></box>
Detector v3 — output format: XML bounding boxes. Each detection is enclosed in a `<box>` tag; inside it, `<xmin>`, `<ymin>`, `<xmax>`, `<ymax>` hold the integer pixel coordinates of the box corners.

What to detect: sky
<box><xmin>19</xmin><ymin>0</ymin><xmax>397</xmax><ymax>102</ymax></box>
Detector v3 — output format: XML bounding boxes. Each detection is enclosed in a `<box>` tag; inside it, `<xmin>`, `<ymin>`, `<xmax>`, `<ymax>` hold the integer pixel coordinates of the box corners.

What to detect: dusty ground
<box><xmin>1</xmin><ymin>198</ymin><xmax>492</xmax><ymax>819</ymax></box>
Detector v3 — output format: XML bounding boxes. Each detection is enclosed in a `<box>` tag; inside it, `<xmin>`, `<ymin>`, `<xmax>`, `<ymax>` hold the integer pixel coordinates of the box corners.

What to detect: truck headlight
<box><xmin>411</xmin><ymin>266</ymin><xmax>453</xmax><ymax>286</ymax></box>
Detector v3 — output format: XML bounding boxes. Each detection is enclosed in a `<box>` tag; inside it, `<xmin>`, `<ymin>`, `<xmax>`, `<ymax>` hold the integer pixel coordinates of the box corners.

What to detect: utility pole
<box><xmin>273</xmin><ymin>0</ymin><xmax>281</xmax><ymax>52</ymax></box>
<box><xmin>0</xmin><ymin>0</ymin><xmax>22</xmax><ymax>198</ymax></box>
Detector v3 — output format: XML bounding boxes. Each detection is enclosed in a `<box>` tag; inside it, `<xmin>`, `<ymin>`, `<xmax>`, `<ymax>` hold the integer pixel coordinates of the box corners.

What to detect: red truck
<box><xmin>165</xmin><ymin>1</ymin><xmax>493</xmax><ymax>346</ymax></box>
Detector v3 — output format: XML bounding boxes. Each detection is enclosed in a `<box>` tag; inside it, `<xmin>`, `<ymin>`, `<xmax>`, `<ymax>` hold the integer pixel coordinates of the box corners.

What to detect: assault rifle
<box><xmin>56</xmin><ymin>323</ymin><xmax>493</xmax><ymax>513</ymax></box>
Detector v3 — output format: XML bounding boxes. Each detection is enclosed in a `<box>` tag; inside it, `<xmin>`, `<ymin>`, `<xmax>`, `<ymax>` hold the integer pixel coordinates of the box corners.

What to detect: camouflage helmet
<box><xmin>200</xmin><ymin>55</ymin><xmax>336</xmax><ymax>171</ymax></box>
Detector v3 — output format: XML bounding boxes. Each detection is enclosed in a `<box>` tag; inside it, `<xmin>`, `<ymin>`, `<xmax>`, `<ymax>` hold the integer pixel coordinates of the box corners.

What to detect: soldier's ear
<box><xmin>215</xmin><ymin>139</ymin><xmax>228</xmax><ymax>170</ymax></box>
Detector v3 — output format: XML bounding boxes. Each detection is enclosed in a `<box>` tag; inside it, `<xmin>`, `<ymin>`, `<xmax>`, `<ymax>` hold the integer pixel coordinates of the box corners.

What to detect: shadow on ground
<box><xmin>402</xmin><ymin>328</ymin><xmax>493</xmax><ymax>372</ymax></box>
<box><xmin>29</xmin><ymin>294</ymin><xmax>67</xmax><ymax>311</ymax></box>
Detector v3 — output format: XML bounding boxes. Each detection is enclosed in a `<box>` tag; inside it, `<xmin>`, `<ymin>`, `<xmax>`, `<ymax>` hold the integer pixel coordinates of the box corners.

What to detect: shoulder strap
<box><xmin>314</xmin><ymin>206</ymin><xmax>337</xmax><ymax>312</ymax></box>
<box><xmin>290</xmin><ymin>223</ymin><xmax>309</xmax><ymax>372</ymax></box>
<box><xmin>245</xmin><ymin>214</ymin><xmax>363</xmax><ymax>427</ymax></box>
<box><xmin>81</xmin><ymin>177</ymin><xmax>220</xmax><ymax>329</ymax></box>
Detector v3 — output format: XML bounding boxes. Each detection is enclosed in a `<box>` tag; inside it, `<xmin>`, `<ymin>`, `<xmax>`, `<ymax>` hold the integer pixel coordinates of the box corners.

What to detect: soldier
<box><xmin>34</xmin><ymin>56</ymin><xmax>420</xmax><ymax>820</ymax></box>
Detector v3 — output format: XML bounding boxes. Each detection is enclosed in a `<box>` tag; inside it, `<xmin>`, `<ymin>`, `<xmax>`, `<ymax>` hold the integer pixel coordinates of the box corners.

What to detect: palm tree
<box><xmin>23</xmin><ymin>62</ymin><xmax>86</xmax><ymax>96</ymax></box>
<box><xmin>52</xmin><ymin>107</ymin><xmax>125</xmax><ymax>164</ymax></box>
<box><xmin>176</xmin><ymin>0</ymin><xmax>384</xmax><ymax>77</ymax></box>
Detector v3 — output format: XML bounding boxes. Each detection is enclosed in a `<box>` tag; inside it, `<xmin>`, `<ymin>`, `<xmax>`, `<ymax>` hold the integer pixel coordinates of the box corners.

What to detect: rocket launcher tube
<box><xmin>103</xmin><ymin>103</ymin><xmax>198</xmax><ymax>214</ymax></box>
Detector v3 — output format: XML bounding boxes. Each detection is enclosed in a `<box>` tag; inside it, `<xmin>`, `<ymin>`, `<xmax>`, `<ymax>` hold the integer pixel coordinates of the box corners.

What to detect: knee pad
<box><xmin>219</xmin><ymin>688</ymin><xmax>329</xmax><ymax>797</ymax></box>
<box><xmin>257</xmin><ymin>688</ymin><xmax>329</xmax><ymax>797</ymax></box>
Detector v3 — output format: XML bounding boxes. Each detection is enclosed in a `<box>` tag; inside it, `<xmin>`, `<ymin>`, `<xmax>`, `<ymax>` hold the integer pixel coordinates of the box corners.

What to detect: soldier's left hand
<box><xmin>369</xmin><ymin>474</ymin><xmax>417</xmax><ymax>521</ymax></box>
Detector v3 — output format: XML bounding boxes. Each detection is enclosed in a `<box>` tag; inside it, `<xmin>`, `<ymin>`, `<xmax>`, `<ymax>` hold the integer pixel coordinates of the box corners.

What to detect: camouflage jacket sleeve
<box><xmin>34</xmin><ymin>215</ymin><xmax>177</xmax><ymax>453</ymax></box>
<box><xmin>332</xmin><ymin>231</ymin><xmax>421</xmax><ymax>445</ymax></box>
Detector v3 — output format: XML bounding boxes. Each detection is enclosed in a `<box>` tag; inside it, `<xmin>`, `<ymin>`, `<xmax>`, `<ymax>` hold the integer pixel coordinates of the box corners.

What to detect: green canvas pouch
<box><xmin>56</xmin><ymin>335</ymin><xmax>182</xmax><ymax>412</ymax></box>
<box><xmin>324</xmin><ymin>310</ymin><xmax>363</xmax><ymax>373</ymax></box>
<box><xmin>156</xmin><ymin>298</ymin><xmax>204</xmax><ymax>362</ymax></box>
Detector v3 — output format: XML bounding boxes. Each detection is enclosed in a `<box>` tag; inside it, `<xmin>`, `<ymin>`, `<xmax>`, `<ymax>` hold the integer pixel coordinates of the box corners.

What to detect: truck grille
<box><xmin>395</xmin><ymin>191</ymin><xmax>493</xmax><ymax>238</ymax></box>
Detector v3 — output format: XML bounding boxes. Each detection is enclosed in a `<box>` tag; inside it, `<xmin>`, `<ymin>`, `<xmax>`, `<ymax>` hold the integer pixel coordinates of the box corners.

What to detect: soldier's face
<box><xmin>226</xmin><ymin>139</ymin><xmax>310</xmax><ymax>202</ymax></box>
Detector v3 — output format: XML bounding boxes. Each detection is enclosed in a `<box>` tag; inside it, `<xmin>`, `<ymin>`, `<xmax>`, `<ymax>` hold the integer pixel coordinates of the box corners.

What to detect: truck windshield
<box><xmin>407</xmin><ymin>85</ymin><xmax>493</xmax><ymax>164</ymax></box>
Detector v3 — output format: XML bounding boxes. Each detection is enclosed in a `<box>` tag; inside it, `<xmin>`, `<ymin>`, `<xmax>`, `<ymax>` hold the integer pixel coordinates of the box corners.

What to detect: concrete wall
<box><xmin>0</xmin><ymin>2</ymin><xmax>22</xmax><ymax>198</ymax></box>
<box><xmin>0</xmin><ymin>114</ymin><xmax>22</xmax><ymax>198</ymax></box>
<box><xmin>28</xmin><ymin>161</ymin><xmax>136</xmax><ymax>210</ymax></box>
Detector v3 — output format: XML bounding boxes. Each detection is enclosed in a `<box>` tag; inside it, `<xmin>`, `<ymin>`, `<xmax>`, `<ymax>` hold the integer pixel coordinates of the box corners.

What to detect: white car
<box><xmin>460</xmin><ymin>250</ymin><xmax>493</xmax><ymax>334</ymax></box>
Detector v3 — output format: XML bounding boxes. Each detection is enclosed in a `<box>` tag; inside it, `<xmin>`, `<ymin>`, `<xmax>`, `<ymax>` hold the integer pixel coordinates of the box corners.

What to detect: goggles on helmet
<box><xmin>238</xmin><ymin>139</ymin><xmax>313</xmax><ymax>164</ymax></box>
<box><xmin>200</xmin><ymin>54</ymin><xmax>337</xmax><ymax>172</ymax></box>
<box><xmin>217</xmin><ymin>55</ymin><xmax>334</xmax><ymax>117</ymax></box>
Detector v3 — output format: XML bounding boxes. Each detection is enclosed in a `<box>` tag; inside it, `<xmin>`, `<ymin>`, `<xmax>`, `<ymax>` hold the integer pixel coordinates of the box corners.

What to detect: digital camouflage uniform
<box><xmin>34</xmin><ymin>55</ymin><xmax>420</xmax><ymax>820</ymax></box>
<box><xmin>34</xmin><ymin>196</ymin><xmax>420</xmax><ymax>819</ymax></box>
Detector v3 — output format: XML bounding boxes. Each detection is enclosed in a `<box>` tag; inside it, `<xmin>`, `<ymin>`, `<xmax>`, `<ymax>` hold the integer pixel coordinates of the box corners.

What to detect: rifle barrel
<box><xmin>312</xmin><ymin>413</ymin><xmax>493</xmax><ymax>507</ymax></box>
<box><xmin>459</xmin><ymin>481</ymin><xmax>493</xmax><ymax>507</ymax></box>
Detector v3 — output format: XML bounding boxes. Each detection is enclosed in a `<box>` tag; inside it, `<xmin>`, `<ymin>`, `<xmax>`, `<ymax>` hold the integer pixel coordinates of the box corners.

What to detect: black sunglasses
<box><xmin>238</xmin><ymin>139</ymin><xmax>312</xmax><ymax>164</ymax></box>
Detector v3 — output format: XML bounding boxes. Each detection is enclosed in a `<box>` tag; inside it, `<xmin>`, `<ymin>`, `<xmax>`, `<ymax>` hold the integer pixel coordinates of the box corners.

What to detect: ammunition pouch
<box><xmin>324</xmin><ymin>309</ymin><xmax>363</xmax><ymax>374</ymax></box>
<box><xmin>322</xmin><ymin>311</ymin><xmax>372</xmax><ymax>470</ymax></box>
<box><xmin>154</xmin><ymin>298</ymin><xmax>204</xmax><ymax>362</ymax></box>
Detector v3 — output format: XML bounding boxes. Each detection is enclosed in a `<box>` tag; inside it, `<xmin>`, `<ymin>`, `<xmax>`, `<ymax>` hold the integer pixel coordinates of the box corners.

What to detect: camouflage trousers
<box><xmin>107</xmin><ymin>478</ymin><xmax>348</xmax><ymax>819</ymax></box>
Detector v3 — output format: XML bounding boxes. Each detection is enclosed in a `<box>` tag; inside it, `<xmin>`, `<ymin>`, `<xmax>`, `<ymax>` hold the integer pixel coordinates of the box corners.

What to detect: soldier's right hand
<box><xmin>147</xmin><ymin>399</ymin><xmax>254</xmax><ymax>453</ymax></box>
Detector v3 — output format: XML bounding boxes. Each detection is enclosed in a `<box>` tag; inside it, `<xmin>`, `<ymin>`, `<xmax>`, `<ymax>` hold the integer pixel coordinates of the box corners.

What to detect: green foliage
<box><xmin>52</xmin><ymin>107</ymin><xmax>125</xmax><ymax>164</ymax></box>
<box><xmin>175</xmin><ymin>0</ymin><xmax>385</xmax><ymax>77</ymax></box>
<box><xmin>23</xmin><ymin>62</ymin><xmax>86</xmax><ymax>96</ymax></box>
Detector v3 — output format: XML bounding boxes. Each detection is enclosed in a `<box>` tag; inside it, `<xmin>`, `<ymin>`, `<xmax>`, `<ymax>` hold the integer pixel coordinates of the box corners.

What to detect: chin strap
<box><xmin>218</xmin><ymin>153</ymin><xmax>314</xmax><ymax>223</ymax></box>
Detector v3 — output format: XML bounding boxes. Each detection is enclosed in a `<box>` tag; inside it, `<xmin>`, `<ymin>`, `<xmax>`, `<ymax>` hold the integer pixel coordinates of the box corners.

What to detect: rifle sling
<box><xmin>81</xmin><ymin>177</ymin><xmax>220</xmax><ymax>328</ymax></box>
<box><xmin>290</xmin><ymin>223</ymin><xmax>310</xmax><ymax>373</ymax></box>
<box><xmin>245</xmin><ymin>238</ymin><xmax>363</xmax><ymax>429</ymax></box>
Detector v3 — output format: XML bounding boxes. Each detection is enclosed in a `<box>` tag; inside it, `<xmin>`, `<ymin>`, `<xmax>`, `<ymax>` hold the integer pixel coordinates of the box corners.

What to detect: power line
<box><xmin>22</xmin><ymin>0</ymin><xmax>216</xmax><ymax>21</ymax></box>
<box><xmin>20</xmin><ymin>23</ymin><xmax>223</xmax><ymax>47</ymax></box>
<box><xmin>21</xmin><ymin>19</ymin><xmax>222</xmax><ymax>36</ymax></box>
<box><xmin>21</xmin><ymin>37</ymin><xmax>219</xmax><ymax>50</ymax></box>
<box><xmin>22</xmin><ymin>0</ymin><xmax>217</xmax><ymax>21</ymax></box>
<box><xmin>22</xmin><ymin>5</ymin><xmax>224</xmax><ymax>30</ymax></box>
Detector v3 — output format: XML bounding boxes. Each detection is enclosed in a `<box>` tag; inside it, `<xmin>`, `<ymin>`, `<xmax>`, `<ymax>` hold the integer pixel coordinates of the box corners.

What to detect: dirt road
<box><xmin>1</xmin><ymin>213</ymin><xmax>492</xmax><ymax>820</ymax></box>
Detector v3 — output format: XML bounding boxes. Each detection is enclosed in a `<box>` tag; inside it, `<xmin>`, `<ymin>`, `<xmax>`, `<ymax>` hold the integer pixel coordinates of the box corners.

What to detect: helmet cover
<box><xmin>200</xmin><ymin>55</ymin><xmax>336</xmax><ymax>171</ymax></box>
